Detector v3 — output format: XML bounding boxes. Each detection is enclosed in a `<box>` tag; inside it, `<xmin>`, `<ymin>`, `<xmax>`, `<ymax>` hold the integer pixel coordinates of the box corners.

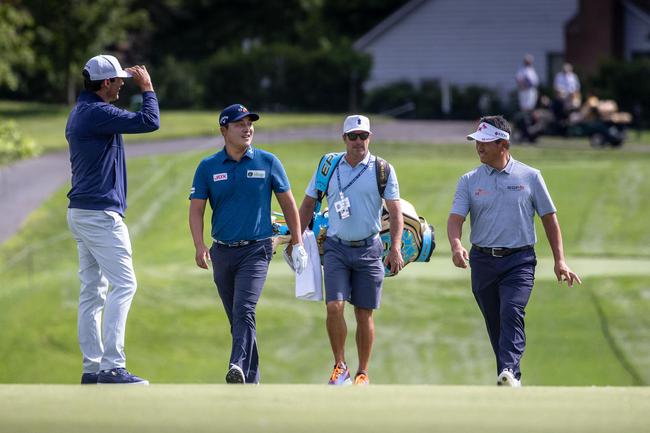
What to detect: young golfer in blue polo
<box><xmin>188</xmin><ymin>104</ymin><xmax>307</xmax><ymax>384</ymax></box>
<box><xmin>447</xmin><ymin>115</ymin><xmax>581</xmax><ymax>387</ymax></box>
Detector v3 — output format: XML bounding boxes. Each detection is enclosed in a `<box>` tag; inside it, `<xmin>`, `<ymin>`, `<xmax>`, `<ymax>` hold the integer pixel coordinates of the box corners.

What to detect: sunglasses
<box><xmin>346</xmin><ymin>132</ymin><xmax>370</xmax><ymax>141</ymax></box>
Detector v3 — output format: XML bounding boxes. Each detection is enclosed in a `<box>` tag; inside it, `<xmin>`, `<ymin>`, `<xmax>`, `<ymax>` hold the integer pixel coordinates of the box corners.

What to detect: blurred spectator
<box><xmin>552</xmin><ymin>63</ymin><xmax>581</xmax><ymax>128</ymax></box>
<box><xmin>514</xmin><ymin>55</ymin><xmax>539</xmax><ymax>143</ymax></box>
<box><xmin>515</xmin><ymin>54</ymin><xmax>539</xmax><ymax>112</ymax></box>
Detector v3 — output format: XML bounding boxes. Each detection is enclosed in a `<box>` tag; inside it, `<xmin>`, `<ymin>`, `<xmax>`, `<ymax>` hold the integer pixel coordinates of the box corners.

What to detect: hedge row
<box><xmin>154</xmin><ymin>43</ymin><xmax>371</xmax><ymax>111</ymax></box>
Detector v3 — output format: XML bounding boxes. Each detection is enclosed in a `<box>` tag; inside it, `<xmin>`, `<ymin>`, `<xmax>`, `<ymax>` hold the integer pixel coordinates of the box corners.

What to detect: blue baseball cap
<box><xmin>218</xmin><ymin>104</ymin><xmax>260</xmax><ymax>126</ymax></box>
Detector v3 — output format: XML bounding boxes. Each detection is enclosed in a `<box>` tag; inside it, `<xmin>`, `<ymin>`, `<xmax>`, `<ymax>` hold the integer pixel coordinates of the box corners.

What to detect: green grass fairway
<box><xmin>0</xmin><ymin>100</ymin><xmax>343</xmax><ymax>153</ymax></box>
<box><xmin>1</xmin><ymin>140</ymin><xmax>650</xmax><ymax>385</ymax></box>
<box><xmin>1</xmin><ymin>385</ymin><xmax>648</xmax><ymax>433</ymax></box>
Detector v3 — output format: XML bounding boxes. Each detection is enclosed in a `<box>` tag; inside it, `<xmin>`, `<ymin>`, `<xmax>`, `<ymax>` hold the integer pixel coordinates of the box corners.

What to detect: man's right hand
<box><xmin>195</xmin><ymin>244</ymin><xmax>211</xmax><ymax>269</ymax></box>
<box><xmin>452</xmin><ymin>246</ymin><xmax>469</xmax><ymax>269</ymax></box>
<box><xmin>291</xmin><ymin>243</ymin><xmax>308</xmax><ymax>275</ymax></box>
<box><xmin>126</xmin><ymin>65</ymin><xmax>154</xmax><ymax>92</ymax></box>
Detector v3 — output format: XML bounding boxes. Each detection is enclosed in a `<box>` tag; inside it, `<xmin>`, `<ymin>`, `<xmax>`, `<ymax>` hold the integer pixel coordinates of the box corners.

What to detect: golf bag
<box><xmin>272</xmin><ymin>152</ymin><xmax>435</xmax><ymax>277</ymax></box>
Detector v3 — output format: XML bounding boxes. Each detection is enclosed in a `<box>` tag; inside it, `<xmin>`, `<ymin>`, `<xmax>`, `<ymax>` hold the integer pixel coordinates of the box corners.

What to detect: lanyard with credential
<box><xmin>334</xmin><ymin>159</ymin><xmax>369</xmax><ymax>219</ymax></box>
<box><xmin>335</xmin><ymin>160</ymin><xmax>370</xmax><ymax>197</ymax></box>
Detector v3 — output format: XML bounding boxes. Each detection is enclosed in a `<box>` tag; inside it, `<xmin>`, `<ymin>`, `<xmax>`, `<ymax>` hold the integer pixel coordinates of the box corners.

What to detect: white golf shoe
<box><xmin>497</xmin><ymin>369</ymin><xmax>521</xmax><ymax>387</ymax></box>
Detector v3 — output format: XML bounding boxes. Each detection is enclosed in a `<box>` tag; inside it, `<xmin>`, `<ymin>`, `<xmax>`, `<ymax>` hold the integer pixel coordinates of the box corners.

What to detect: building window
<box><xmin>546</xmin><ymin>52</ymin><xmax>565</xmax><ymax>85</ymax></box>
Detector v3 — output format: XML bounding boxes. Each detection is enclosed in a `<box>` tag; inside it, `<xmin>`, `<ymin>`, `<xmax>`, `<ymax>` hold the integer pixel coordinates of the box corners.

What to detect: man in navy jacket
<box><xmin>66</xmin><ymin>54</ymin><xmax>159</xmax><ymax>385</ymax></box>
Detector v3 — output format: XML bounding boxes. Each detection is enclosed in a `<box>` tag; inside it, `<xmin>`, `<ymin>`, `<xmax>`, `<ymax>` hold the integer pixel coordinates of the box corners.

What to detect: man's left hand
<box><xmin>554</xmin><ymin>260</ymin><xmax>582</xmax><ymax>287</ymax></box>
<box><xmin>385</xmin><ymin>246</ymin><xmax>404</xmax><ymax>275</ymax></box>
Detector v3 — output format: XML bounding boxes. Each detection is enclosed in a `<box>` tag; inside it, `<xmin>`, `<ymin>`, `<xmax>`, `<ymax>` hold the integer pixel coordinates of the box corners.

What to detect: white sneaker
<box><xmin>497</xmin><ymin>369</ymin><xmax>521</xmax><ymax>387</ymax></box>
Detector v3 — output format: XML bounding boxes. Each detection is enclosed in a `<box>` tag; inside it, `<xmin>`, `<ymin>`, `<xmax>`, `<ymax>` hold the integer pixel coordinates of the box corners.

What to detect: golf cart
<box><xmin>512</xmin><ymin>95</ymin><xmax>632</xmax><ymax>147</ymax></box>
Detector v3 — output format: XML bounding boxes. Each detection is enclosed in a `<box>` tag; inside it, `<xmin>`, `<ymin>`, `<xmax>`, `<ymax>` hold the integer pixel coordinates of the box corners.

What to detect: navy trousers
<box><xmin>210</xmin><ymin>239</ymin><xmax>272</xmax><ymax>384</ymax></box>
<box><xmin>469</xmin><ymin>247</ymin><xmax>536</xmax><ymax>380</ymax></box>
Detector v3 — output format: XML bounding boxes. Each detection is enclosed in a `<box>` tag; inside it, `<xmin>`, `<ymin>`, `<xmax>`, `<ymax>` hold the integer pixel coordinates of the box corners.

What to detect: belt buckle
<box><xmin>491</xmin><ymin>247</ymin><xmax>505</xmax><ymax>258</ymax></box>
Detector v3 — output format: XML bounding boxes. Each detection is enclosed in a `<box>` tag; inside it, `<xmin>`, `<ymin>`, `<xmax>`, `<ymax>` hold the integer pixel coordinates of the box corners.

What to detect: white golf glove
<box><xmin>291</xmin><ymin>243</ymin><xmax>309</xmax><ymax>275</ymax></box>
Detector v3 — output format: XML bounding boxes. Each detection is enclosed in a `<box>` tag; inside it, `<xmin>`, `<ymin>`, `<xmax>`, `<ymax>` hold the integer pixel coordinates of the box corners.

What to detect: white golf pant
<box><xmin>67</xmin><ymin>208</ymin><xmax>137</xmax><ymax>372</ymax></box>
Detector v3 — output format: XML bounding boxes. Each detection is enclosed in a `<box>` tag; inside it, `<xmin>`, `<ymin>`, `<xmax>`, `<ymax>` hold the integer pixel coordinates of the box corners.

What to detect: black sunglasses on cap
<box><xmin>346</xmin><ymin>132</ymin><xmax>370</xmax><ymax>141</ymax></box>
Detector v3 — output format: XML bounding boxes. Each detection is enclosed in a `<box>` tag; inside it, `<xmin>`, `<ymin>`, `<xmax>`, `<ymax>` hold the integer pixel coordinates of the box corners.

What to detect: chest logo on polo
<box><xmin>247</xmin><ymin>170</ymin><xmax>266</xmax><ymax>179</ymax></box>
<box><xmin>506</xmin><ymin>185</ymin><xmax>525</xmax><ymax>191</ymax></box>
<box><xmin>213</xmin><ymin>173</ymin><xmax>228</xmax><ymax>182</ymax></box>
<box><xmin>474</xmin><ymin>188</ymin><xmax>491</xmax><ymax>196</ymax></box>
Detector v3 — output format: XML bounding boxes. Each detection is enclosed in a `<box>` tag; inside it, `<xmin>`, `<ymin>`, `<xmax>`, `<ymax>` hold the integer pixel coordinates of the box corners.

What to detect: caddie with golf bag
<box><xmin>296</xmin><ymin>114</ymin><xmax>404</xmax><ymax>386</ymax></box>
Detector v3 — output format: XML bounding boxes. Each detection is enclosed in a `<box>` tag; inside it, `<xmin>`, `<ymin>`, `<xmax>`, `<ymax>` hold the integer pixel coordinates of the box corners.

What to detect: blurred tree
<box><xmin>4</xmin><ymin>0</ymin><xmax>408</xmax><ymax>107</ymax></box>
<box><xmin>23</xmin><ymin>0</ymin><xmax>149</xmax><ymax>104</ymax></box>
<box><xmin>137</xmin><ymin>0</ymin><xmax>407</xmax><ymax>62</ymax></box>
<box><xmin>0</xmin><ymin>3</ymin><xmax>35</xmax><ymax>91</ymax></box>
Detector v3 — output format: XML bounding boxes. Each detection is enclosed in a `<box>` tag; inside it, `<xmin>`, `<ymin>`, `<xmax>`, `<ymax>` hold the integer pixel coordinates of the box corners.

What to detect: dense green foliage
<box><xmin>0</xmin><ymin>120</ymin><xmax>38</xmax><ymax>163</ymax></box>
<box><xmin>8</xmin><ymin>0</ymin><xmax>149</xmax><ymax>104</ymax></box>
<box><xmin>157</xmin><ymin>43</ymin><xmax>371</xmax><ymax>111</ymax></box>
<box><xmin>0</xmin><ymin>4</ymin><xmax>34</xmax><ymax>91</ymax></box>
<box><xmin>363</xmin><ymin>80</ymin><xmax>504</xmax><ymax>119</ymax></box>
<box><xmin>1</xmin><ymin>140</ymin><xmax>649</xmax><ymax>385</ymax></box>
<box><xmin>0</xmin><ymin>0</ymin><xmax>403</xmax><ymax>110</ymax></box>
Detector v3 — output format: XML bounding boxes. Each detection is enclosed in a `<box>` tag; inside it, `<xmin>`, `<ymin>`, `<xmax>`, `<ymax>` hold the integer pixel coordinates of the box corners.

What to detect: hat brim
<box><xmin>116</xmin><ymin>70</ymin><xmax>132</xmax><ymax>78</ymax></box>
<box><xmin>231</xmin><ymin>113</ymin><xmax>260</xmax><ymax>123</ymax></box>
<box><xmin>85</xmin><ymin>70</ymin><xmax>133</xmax><ymax>80</ymax></box>
<box><xmin>343</xmin><ymin>127</ymin><xmax>371</xmax><ymax>134</ymax></box>
<box><xmin>466</xmin><ymin>131</ymin><xmax>499</xmax><ymax>142</ymax></box>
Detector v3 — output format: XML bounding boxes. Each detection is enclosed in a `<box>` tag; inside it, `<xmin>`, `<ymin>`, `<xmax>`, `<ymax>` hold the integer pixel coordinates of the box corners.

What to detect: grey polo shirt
<box><xmin>306</xmin><ymin>152</ymin><xmax>399</xmax><ymax>241</ymax></box>
<box><xmin>450</xmin><ymin>157</ymin><xmax>556</xmax><ymax>248</ymax></box>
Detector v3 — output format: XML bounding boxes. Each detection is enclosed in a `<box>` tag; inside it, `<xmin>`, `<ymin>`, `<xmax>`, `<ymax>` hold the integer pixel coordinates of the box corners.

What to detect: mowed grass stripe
<box><xmin>0</xmin><ymin>385</ymin><xmax>649</xmax><ymax>433</ymax></box>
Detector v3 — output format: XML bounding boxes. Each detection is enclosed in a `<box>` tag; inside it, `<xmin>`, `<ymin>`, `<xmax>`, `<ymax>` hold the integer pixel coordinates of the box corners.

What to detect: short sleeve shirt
<box><xmin>450</xmin><ymin>157</ymin><xmax>556</xmax><ymax>248</ymax></box>
<box><xmin>554</xmin><ymin>72</ymin><xmax>580</xmax><ymax>94</ymax></box>
<box><xmin>189</xmin><ymin>146</ymin><xmax>290</xmax><ymax>242</ymax></box>
<box><xmin>516</xmin><ymin>65</ymin><xmax>539</xmax><ymax>89</ymax></box>
<box><xmin>305</xmin><ymin>152</ymin><xmax>399</xmax><ymax>241</ymax></box>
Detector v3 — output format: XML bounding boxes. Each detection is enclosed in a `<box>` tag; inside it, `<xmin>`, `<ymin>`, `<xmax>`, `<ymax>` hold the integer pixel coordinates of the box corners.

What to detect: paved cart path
<box><xmin>0</xmin><ymin>120</ymin><xmax>473</xmax><ymax>245</ymax></box>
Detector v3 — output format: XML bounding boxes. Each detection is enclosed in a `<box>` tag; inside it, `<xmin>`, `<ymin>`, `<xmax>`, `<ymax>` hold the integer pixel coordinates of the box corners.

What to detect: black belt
<box><xmin>329</xmin><ymin>234</ymin><xmax>378</xmax><ymax>248</ymax></box>
<box><xmin>214</xmin><ymin>238</ymin><xmax>268</xmax><ymax>248</ymax></box>
<box><xmin>472</xmin><ymin>244</ymin><xmax>533</xmax><ymax>258</ymax></box>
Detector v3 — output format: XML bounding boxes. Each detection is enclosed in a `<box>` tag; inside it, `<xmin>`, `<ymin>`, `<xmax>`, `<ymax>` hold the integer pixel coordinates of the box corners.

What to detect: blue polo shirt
<box><xmin>190</xmin><ymin>146</ymin><xmax>290</xmax><ymax>242</ymax></box>
<box><xmin>306</xmin><ymin>152</ymin><xmax>399</xmax><ymax>241</ymax></box>
<box><xmin>66</xmin><ymin>90</ymin><xmax>160</xmax><ymax>216</ymax></box>
<box><xmin>450</xmin><ymin>157</ymin><xmax>556</xmax><ymax>248</ymax></box>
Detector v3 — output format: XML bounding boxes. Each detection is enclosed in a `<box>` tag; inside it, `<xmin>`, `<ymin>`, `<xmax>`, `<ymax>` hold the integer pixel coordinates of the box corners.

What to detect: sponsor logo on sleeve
<box><xmin>213</xmin><ymin>173</ymin><xmax>228</xmax><ymax>182</ymax></box>
<box><xmin>247</xmin><ymin>170</ymin><xmax>266</xmax><ymax>179</ymax></box>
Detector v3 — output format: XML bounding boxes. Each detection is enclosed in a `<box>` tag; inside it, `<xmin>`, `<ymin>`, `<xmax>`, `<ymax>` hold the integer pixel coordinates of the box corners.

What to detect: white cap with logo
<box><xmin>84</xmin><ymin>54</ymin><xmax>132</xmax><ymax>81</ymax></box>
<box><xmin>466</xmin><ymin>122</ymin><xmax>510</xmax><ymax>142</ymax></box>
<box><xmin>343</xmin><ymin>115</ymin><xmax>371</xmax><ymax>134</ymax></box>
